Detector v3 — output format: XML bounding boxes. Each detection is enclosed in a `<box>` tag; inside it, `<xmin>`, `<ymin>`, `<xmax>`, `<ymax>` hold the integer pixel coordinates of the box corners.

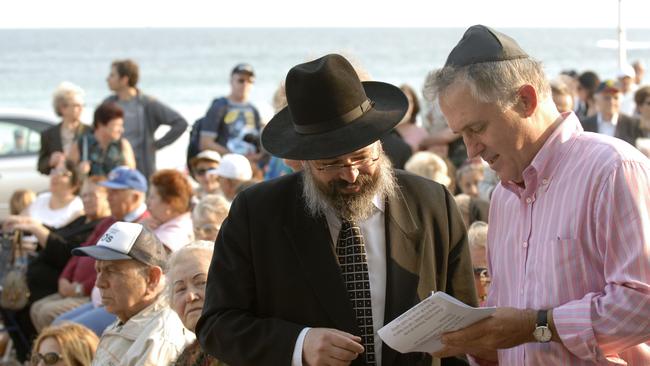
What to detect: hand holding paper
<box><xmin>377</xmin><ymin>291</ymin><xmax>495</xmax><ymax>353</ymax></box>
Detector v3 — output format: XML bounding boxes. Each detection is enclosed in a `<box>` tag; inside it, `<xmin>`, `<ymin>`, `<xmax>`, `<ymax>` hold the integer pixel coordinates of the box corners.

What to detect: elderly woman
<box><xmin>192</xmin><ymin>194</ymin><xmax>230</xmax><ymax>242</ymax></box>
<box><xmin>168</xmin><ymin>241</ymin><xmax>227</xmax><ymax>366</ymax></box>
<box><xmin>38</xmin><ymin>82</ymin><xmax>91</xmax><ymax>175</ymax></box>
<box><xmin>26</xmin><ymin>159</ymin><xmax>84</xmax><ymax>229</ymax></box>
<box><xmin>145</xmin><ymin>169</ymin><xmax>194</xmax><ymax>251</ymax></box>
<box><xmin>1</xmin><ymin>176</ymin><xmax>110</xmax><ymax>362</ymax></box>
<box><xmin>404</xmin><ymin>151</ymin><xmax>452</xmax><ymax>189</ymax></box>
<box><xmin>31</xmin><ymin>323</ymin><xmax>99</xmax><ymax>366</ymax></box>
<box><xmin>69</xmin><ymin>102</ymin><xmax>135</xmax><ymax>177</ymax></box>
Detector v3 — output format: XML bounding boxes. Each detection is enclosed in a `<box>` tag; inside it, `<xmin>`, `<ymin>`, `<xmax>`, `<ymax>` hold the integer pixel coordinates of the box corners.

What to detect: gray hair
<box><xmin>468</xmin><ymin>221</ymin><xmax>488</xmax><ymax>249</ymax></box>
<box><xmin>404</xmin><ymin>151</ymin><xmax>451</xmax><ymax>188</ymax></box>
<box><xmin>423</xmin><ymin>58</ymin><xmax>550</xmax><ymax>109</ymax></box>
<box><xmin>52</xmin><ymin>81</ymin><xmax>85</xmax><ymax>117</ymax></box>
<box><xmin>167</xmin><ymin>240</ymin><xmax>214</xmax><ymax>299</ymax></box>
<box><xmin>192</xmin><ymin>194</ymin><xmax>230</xmax><ymax>224</ymax></box>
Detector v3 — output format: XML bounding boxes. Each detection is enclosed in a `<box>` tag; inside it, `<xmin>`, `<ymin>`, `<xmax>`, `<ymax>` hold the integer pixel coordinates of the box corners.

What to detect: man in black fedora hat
<box><xmin>196</xmin><ymin>53</ymin><xmax>477</xmax><ymax>366</ymax></box>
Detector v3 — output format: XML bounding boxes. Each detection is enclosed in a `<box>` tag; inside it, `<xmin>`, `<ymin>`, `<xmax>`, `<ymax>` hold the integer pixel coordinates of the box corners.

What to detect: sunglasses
<box><xmin>50</xmin><ymin>168</ymin><xmax>72</xmax><ymax>177</ymax></box>
<box><xmin>31</xmin><ymin>352</ymin><xmax>63</xmax><ymax>365</ymax></box>
<box><xmin>195</xmin><ymin>168</ymin><xmax>218</xmax><ymax>176</ymax></box>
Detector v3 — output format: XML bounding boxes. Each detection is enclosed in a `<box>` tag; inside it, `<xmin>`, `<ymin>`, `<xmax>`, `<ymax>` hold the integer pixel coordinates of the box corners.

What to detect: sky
<box><xmin>2</xmin><ymin>0</ymin><xmax>650</xmax><ymax>29</ymax></box>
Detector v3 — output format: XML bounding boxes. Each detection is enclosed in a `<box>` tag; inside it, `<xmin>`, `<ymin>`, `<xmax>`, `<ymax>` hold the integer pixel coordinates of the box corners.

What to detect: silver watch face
<box><xmin>533</xmin><ymin>326</ymin><xmax>552</xmax><ymax>342</ymax></box>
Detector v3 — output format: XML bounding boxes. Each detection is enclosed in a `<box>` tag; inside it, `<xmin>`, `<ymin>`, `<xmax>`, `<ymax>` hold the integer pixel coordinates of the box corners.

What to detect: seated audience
<box><xmin>72</xmin><ymin>221</ymin><xmax>194</xmax><ymax>365</ymax></box>
<box><xmin>145</xmin><ymin>169</ymin><xmax>194</xmax><ymax>251</ymax></box>
<box><xmin>468</xmin><ymin>221</ymin><xmax>490</xmax><ymax>306</ymax></box>
<box><xmin>31</xmin><ymin>323</ymin><xmax>99</xmax><ymax>366</ymax></box>
<box><xmin>26</xmin><ymin>160</ymin><xmax>84</xmax><ymax>229</ymax></box>
<box><xmin>69</xmin><ymin>102</ymin><xmax>136</xmax><ymax>177</ymax></box>
<box><xmin>190</xmin><ymin>150</ymin><xmax>223</xmax><ymax>199</ymax></box>
<box><xmin>52</xmin><ymin>166</ymin><xmax>150</xmax><ymax>336</ymax></box>
<box><xmin>38</xmin><ymin>81</ymin><xmax>91</xmax><ymax>175</ymax></box>
<box><xmin>215</xmin><ymin>154</ymin><xmax>253</xmax><ymax>201</ymax></box>
<box><xmin>404</xmin><ymin>151</ymin><xmax>452</xmax><ymax>189</ymax></box>
<box><xmin>0</xmin><ymin>177</ymin><xmax>110</xmax><ymax>362</ymax></box>
<box><xmin>168</xmin><ymin>241</ymin><xmax>227</xmax><ymax>365</ymax></box>
<box><xmin>456</xmin><ymin>160</ymin><xmax>484</xmax><ymax>198</ymax></box>
<box><xmin>192</xmin><ymin>194</ymin><xmax>230</xmax><ymax>242</ymax></box>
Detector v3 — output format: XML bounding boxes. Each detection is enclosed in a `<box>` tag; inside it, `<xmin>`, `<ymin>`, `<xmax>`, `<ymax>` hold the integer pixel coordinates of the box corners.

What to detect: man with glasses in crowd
<box><xmin>197</xmin><ymin>54</ymin><xmax>477</xmax><ymax>366</ymax></box>
<box><xmin>199</xmin><ymin>63</ymin><xmax>262</xmax><ymax>158</ymax></box>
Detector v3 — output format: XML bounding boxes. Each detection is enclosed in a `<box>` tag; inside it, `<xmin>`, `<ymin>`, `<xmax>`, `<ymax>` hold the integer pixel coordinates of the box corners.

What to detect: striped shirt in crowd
<box><xmin>487</xmin><ymin>112</ymin><xmax>650</xmax><ymax>365</ymax></box>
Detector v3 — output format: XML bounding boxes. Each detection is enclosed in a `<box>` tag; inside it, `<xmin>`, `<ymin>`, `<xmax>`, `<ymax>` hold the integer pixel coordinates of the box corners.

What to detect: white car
<box><xmin>0</xmin><ymin>109</ymin><xmax>192</xmax><ymax>219</ymax></box>
<box><xmin>0</xmin><ymin>109</ymin><xmax>56</xmax><ymax>219</ymax></box>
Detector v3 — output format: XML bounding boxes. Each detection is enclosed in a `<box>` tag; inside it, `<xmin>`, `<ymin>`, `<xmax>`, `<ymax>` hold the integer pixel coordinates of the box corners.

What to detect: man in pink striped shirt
<box><xmin>425</xmin><ymin>25</ymin><xmax>650</xmax><ymax>365</ymax></box>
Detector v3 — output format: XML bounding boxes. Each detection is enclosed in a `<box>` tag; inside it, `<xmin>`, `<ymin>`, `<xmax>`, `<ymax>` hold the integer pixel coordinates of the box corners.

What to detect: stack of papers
<box><xmin>378</xmin><ymin>291</ymin><xmax>495</xmax><ymax>353</ymax></box>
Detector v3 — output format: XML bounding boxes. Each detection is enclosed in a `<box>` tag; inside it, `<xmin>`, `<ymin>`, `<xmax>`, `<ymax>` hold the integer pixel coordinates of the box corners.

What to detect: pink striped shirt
<box><xmin>486</xmin><ymin>112</ymin><xmax>650</xmax><ymax>365</ymax></box>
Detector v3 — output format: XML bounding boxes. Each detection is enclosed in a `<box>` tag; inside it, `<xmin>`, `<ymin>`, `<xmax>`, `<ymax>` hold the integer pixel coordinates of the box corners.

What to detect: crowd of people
<box><xmin>0</xmin><ymin>24</ymin><xmax>648</xmax><ymax>366</ymax></box>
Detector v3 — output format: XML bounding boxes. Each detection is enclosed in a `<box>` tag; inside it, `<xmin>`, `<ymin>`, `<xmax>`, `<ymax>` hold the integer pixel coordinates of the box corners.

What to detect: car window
<box><xmin>0</xmin><ymin>120</ymin><xmax>41</xmax><ymax>157</ymax></box>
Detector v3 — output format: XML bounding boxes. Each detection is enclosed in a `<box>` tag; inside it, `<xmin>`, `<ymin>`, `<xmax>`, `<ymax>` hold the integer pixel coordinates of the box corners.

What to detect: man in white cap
<box><xmin>73</xmin><ymin>221</ymin><xmax>194</xmax><ymax>365</ymax></box>
<box><xmin>617</xmin><ymin>64</ymin><xmax>638</xmax><ymax>115</ymax></box>
<box><xmin>197</xmin><ymin>53</ymin><xmax>476</xmax><ymax>366</ymax></box>
<box><xmin>189</xmin><ymin>150</ymin><xmax>223</xmax><ymax>199</ymax></box>
<box><xmin>214</xmin><ymin>153</ymin><xmax>253</xmax><ymax>201</ymax></box>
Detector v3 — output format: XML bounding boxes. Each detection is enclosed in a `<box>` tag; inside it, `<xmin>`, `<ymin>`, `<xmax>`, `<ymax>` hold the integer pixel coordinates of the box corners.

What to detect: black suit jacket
<box><xmin>580</xmin><ymin>113</ymin><xmax>640</xmax><ymax>146</ymax></box>
<box><xmin>197</xmin><ymin>170</ymin><xmax>477</xmax><ymax>366</ymax></box>
<box><xmin>37</xmin><ymin>122</ymin><xmax>90</xmax><ymax>175</ymax></box>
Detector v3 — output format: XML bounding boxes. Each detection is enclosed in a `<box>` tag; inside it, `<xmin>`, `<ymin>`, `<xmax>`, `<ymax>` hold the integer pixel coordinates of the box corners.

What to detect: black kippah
<box><xmin>445</xmin><ymin>25</ymin><xmax>529</xmax><ymax>67</ymax></box>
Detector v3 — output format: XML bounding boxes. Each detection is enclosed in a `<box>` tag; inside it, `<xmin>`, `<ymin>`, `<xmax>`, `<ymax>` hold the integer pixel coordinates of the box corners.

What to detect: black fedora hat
<box><xmin>261</xmin><ymin>54</ymin><xmax>408</xmax><ymax>160</ymax></box>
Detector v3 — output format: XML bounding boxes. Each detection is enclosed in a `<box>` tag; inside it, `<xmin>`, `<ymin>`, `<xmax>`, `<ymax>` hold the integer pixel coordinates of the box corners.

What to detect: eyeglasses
<box><xmin>473</xmin><ymin>267</ymin><xmax>491</xmax><ymax>284</ymax></box>
<box><xmin>195</xmin><ymin>223</ymin><xmax>220</xmax><ymax>237</ymax></box>
<box><xmin>50</xmin><ymin>168</ymin><xmax>72</xmax><ymax>177</ymax></box>
<box><xmin>314</xmin><ymin>155</ymin><xmax>380</xmax><ymax>172</ymax></box>
<box><xmin>195</xmin><ymin>168</ymin><xmax>218</xmax><ymax>176</ymax></box>
<box><xmin>31</xmin><ymin>352</ymin><xmax>63</xmax><ymax>365</ymax></box>
<box><xmin>236</xmin><ymin>78</ymin><xmax>254</xmax><ymax>84</ymax></box>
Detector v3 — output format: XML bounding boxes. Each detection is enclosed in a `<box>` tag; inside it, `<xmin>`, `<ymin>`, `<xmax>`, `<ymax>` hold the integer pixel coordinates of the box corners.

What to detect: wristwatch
<box><xmin>533</xmin><ymin>309</ymin><xmax>552</xmax><ymax>342</ymax></box>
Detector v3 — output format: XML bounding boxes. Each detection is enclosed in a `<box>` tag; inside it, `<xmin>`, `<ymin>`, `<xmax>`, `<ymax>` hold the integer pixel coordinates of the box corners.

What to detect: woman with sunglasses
<box><xmin>189</xmin><ymin>150</ymin><xmax>223</xmax><ymax>200</ymax></box>
<box><xmin>31</xmin><ymin>322</ymin><xmax>98</xmax><ymax>366</ymax></box>
<box><xmin>25</xmin><ymin>160</ymin><xmax>83</xmax><ymax>229</ymax></box>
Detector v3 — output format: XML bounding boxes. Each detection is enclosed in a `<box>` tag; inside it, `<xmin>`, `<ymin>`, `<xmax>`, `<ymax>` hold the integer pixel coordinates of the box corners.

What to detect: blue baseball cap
<box><xmin>100</xmin><ymin>166</ymin><xmax>148</xmax><ymax>192</ymax></box>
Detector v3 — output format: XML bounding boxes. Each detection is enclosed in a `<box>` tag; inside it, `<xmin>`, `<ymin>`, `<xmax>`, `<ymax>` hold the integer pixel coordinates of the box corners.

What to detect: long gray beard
<box><xmin>302</xmin><ymin>152</ymin><xmax>397</xmax><ymax>221</ymax></box>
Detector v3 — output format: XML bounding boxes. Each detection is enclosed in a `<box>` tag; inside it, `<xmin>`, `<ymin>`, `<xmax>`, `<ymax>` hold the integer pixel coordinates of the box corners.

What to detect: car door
<box><xmin>0</xmin><ymin>118</ymin><xmax>51</xmax><ymax>218</ymax></box>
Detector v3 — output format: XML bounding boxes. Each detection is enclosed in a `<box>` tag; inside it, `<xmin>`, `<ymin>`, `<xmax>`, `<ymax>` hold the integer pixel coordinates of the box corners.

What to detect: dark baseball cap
<box><xmin>231</xmin><ymin>63</ymin><xmax>255</xmax><ymax>76</ymax></box>
<box><xmin>445</xmin><ymin>25</ymin><xmax>529</xmax><ymax>68</ymax></box>
<box><xmin>100</xmin><ymin>166</ymin><xmax>147</xmax><ymax>192</ymax></box>
<box><xmin>72</xmin><ymin>222</ymin><xmax>167</xmax><ymax>268</ymax></box>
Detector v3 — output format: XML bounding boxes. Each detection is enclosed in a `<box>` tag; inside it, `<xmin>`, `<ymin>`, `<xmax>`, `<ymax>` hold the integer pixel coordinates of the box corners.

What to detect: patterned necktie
<box><xmin>337</xmin><ymin>220</ymin><xmax>376</xmax><ymax>365</ymax></box>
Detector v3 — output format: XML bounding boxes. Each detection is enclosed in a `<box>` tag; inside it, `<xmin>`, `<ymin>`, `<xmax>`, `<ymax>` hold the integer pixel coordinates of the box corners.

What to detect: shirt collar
<box><xmin>123</xmin><ymin>203</ymin><xmax>147</xmax><ymax>222</ymax></box>
<box><xmin>597</xmin><ymin>112</ymin><xmax>619</xmax><ymax>126</ymax></box>
<box><xmin>502</xmin><ymin>111</ymin><xmax>582</xmax><ymax>197</ymax></box>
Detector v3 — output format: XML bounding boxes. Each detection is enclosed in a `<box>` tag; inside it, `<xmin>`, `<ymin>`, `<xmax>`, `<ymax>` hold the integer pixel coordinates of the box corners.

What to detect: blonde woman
<box><xmin>31</xmin><ymin>323</ymin><xmax>98</xmax><ymax>366</ymax></box>
<box><xmin>38</xmin><ymin>82</ymin><xmax>91</xmax><ymax>175</ymax></box>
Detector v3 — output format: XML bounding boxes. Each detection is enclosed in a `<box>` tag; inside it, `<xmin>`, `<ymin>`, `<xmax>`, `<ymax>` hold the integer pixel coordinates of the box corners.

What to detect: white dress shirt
<box><xmin>292</xmin><ymin>195</ymin><xmax>387</xmax><ymax>366</ymax></box>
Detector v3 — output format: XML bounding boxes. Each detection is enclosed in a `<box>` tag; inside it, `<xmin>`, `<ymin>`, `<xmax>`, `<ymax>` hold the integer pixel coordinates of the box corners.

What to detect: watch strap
<box><xmin>536</xmin><ymin>309</ymin><xmax>548</xmax><ymax>327</ymax></box>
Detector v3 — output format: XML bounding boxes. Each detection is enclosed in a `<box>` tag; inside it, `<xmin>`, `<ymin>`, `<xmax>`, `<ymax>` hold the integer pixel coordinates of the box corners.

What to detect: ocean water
<box><xmin>3</xmin><ymin>27</ymin><xmax>650</xmax><ymax>124</ymax></box>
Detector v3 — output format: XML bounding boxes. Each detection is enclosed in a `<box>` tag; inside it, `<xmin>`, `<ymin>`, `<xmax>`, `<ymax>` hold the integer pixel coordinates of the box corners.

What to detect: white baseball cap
<box><xmin>215</xmin><ymin>154</ymin><xmax>253</xmax><ymax>180</ymax></box>
<box><xmin>72</xmin><ymin>222</ymin><xmax>167</xmax><ymax>268</ymax></box>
